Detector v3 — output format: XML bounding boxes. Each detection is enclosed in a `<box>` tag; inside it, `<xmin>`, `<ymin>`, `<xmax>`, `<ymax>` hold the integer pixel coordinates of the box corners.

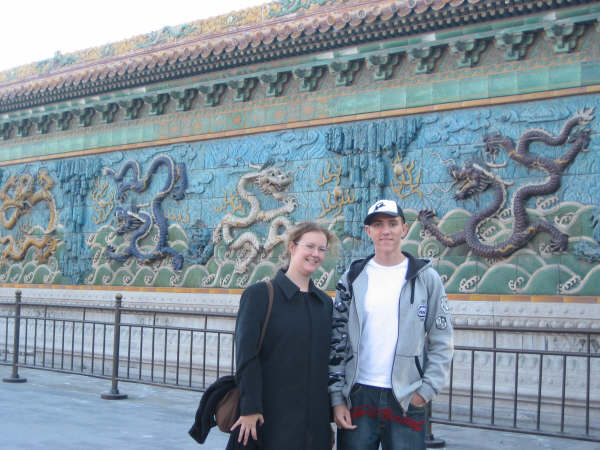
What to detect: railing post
<box><xmin>425</xmin><ymin>402</ymin><xmax>445</xmax><ymax>448</ymax></box>
<box><xmin>3</xmin><ymin>290</ymin><xmax>27</xmax><ymax>383</ymax></box>
<box><xmin>101</xmin><ymin>293</ymin><xmax>127</xmax><ymax>400</ymax></box>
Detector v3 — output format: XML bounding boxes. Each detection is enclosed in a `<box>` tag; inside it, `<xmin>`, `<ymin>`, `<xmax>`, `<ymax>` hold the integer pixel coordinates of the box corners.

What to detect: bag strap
<box><xmin>235</xmin><ymin>280</ymin><xmax>274</xmax><ymax>378</ymax></box>
<box><xmin>257</xmin><ymin>280</ymin><xmax>274</xmax><ymax>352</ymax></box>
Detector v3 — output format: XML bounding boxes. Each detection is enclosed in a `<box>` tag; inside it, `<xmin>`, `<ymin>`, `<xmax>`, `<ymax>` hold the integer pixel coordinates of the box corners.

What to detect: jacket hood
<box><xmin>347</xmin><ymin>251</ymin><xmax>430</xmax><ymax>285</ymax></box>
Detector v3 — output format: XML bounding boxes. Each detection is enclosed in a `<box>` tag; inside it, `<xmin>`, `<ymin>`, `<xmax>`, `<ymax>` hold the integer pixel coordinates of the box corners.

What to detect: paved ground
<box><xmin>1</xmin><ymin>366</ymin><xmax>597</xmax><ymax>449</ymax></box>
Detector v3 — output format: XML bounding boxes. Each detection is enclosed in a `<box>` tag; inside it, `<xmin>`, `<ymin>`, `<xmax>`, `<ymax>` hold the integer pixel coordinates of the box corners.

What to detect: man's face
<box><xmin>365</xmin><ymin>214</ymin><xmax>408</xmax><ymax>255</ymax></box>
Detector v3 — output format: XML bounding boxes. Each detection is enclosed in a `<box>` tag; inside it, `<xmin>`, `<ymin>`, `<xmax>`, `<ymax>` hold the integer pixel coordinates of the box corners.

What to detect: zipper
<box><xmin>390</xmin><ymin>275</ymin><xmax>410</xmax><ymax>415</ymax></box>
<box><xmin>390</xmin><ymin>270</ymin><xmax>422</xmax><ymax>415</ymax></box>
<box><xmin>346</xmin><ymin>277</ymin><xmax>363</xmax><ymax>407</ymax></box>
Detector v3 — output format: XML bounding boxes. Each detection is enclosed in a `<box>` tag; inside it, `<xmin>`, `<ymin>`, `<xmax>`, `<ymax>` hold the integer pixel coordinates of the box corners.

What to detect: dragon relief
<box><xmin>213</xmin><ymin>162</ymin><xmax>297</xmax><ymax>273</ymax></box>
<box><xmin>418</xmin><ymin>108</ymin><xmax>594</xmax><ymax>258</ymax></box>
<box><xmin>0</xmin><ymin>169</ymin><xmax>59</xmax><ymax>263</ymax></box>
<box><xmin>102</xmin><ymin>155</ymin><xmax>188</xmax><ymax>270</ymax></box>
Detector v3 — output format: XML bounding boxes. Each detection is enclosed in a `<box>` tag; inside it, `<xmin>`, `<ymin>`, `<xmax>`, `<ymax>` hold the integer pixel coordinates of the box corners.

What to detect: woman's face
<box><xmin>288</xmin><ymin>231</ymin><xmax>328</xmax><ymax>277</ymax></box>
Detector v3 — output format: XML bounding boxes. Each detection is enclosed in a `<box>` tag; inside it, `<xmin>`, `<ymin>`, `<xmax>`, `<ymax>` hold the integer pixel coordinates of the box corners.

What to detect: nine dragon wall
<box><xmin>0</xmin><ymin>93</ymin><xmax>598</xmax><ymax>299</ymax></box>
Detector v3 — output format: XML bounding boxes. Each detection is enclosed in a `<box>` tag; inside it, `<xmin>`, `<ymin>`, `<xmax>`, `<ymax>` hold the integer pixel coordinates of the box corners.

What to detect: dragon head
<box><xmin>449</xmin><ymin>161</ymin><xmax>494</xmax><ymax>201</ymax></box>
<box><xmin>483</xmin><ymin>132</ymin><xmax>513</xmax><ymax>160</ymax></box>
<box><xmin>114</xmin><ymin>207</ymin><xmax>144</xmax><ymax>235</ymax></box>
<box><xmin>255</xmin><ymin>166</ymin><xmax>293</xmax><ymax>198</ymax></box>
<box><xmin>567</xmin><ymin>128</ymin><xmax>591</xmax><ymax>148</ymax></box>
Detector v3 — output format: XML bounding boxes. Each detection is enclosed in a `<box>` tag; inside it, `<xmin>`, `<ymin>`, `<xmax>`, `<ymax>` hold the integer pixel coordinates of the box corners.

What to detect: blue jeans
<box><xmin>337</xmin><ymin>384</ymin><xmax>426</xmax><ymax>450</ymax></box>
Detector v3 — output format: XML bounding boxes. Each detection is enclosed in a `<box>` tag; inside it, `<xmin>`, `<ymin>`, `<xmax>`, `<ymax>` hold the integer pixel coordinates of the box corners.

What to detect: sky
<box><xmin>1</xmin><ymin>0</ymin><xmax>268</xmax><ymax>72</ymax></box>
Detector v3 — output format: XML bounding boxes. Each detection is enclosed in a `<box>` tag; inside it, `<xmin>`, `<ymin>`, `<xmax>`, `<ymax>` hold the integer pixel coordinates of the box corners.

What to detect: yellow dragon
<box><xmin>0</xmin><ymin>169</ymin><xmax>59</xmax><ymax>263</ymax></box>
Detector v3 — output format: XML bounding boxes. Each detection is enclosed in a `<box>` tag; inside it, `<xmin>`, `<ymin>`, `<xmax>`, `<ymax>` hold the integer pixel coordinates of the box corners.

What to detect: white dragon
<box><xmin>213</xmin><ymin>163</ymin><xmax>297</xmax><ymax>273</ymax></box>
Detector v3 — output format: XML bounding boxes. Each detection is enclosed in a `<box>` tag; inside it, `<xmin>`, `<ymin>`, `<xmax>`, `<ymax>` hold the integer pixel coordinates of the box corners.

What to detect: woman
<box><xmin>231</xmin><ymin>222</ymin><xmax>333</xmax><ymax>450</ymax></box>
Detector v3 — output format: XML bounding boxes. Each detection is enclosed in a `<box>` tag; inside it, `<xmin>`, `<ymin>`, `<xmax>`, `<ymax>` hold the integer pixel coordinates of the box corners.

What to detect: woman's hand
<box><xmin>231</xmin><ymin>413</ymin><xmax>264</xmax><ymax>446</ymax></box>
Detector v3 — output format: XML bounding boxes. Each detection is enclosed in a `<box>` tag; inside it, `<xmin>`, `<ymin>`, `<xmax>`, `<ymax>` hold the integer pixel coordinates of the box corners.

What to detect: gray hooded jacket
<box><xmin>328</xmin><ymin>252</ymin><xmax>453</xmax><ymax>412</ymax></box>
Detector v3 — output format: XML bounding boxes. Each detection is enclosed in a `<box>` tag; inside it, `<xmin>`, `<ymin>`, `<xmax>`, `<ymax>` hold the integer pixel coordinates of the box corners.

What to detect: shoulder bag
<box><xmin>215</xmin><ymin>280</ymin><xmax>274</xmax><ymax>432</ymax></box>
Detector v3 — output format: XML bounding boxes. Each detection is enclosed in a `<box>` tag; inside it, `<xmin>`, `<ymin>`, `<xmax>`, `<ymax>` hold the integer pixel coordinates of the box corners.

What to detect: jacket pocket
<box><xmin>414</xmin><ymin>356</ymin><xmax>424</xmax><ymax>378</ymax></box>
<box><xmin>394</xmin><ymin>355</ymin><xmax>423</xmax><ymax>386</ymax></box>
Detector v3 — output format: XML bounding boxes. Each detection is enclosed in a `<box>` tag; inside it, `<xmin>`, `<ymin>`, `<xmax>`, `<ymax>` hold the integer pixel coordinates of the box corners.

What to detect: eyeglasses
<box><xmin>294</xmin><ymin>241</ymin><xmax>329</xmax><ymax>255</ymax></box>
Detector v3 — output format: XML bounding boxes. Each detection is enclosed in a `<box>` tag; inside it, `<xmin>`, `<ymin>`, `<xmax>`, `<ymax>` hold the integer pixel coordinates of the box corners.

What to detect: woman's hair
<box><xmin>284</xmin><ymin>222</ymin><xmax>333</xmax><ymax>258</ymax></box>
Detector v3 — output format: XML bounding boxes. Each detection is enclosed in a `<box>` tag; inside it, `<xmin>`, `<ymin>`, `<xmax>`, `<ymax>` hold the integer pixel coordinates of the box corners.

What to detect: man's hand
<box><xmin>231</xmin><ymin>413</ymin><xmax>264</xmax><ymax>445</ymax></box>
<box><xmin>333</xmin><ymin>404</ymin><xmax>357</xmax><ymax>430</ymax></box>
<box><xmin>410</xmin><ymin>392</ymin><xmax>426</xmax><ymax>407</ymax></box>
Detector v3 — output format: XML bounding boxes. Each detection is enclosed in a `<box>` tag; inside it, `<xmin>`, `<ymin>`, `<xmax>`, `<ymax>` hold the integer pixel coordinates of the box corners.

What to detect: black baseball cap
<box><xmin>364</xmin><ymin>199</ymin><xmax>405</xmax><ymax>225</ymax></box>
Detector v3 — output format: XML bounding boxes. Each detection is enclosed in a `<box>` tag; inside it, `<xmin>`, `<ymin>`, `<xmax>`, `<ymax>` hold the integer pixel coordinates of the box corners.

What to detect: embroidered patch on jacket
<box><xmin>441</xmin><ymin>297</ymin><xmax>450</xmax><ymax>313</ymax></box>
<box><xmin>435</xmin><ymin>315</ymin><xmax>448</xmax><ymax>330</ymax></box>
<box><xmin>417</xmin><ymin>304</ymin><xmax>427</xmax><ymax>318</ymax></box>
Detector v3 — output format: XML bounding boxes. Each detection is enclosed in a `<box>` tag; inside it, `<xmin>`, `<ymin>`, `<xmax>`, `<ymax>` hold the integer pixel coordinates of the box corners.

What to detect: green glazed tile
<box><xmin>582</xmin><ymin>62</ymin><xmax>600</xmax><ymax>84</ymax></box>
<box><xmin>459</xmin><ymin>77</ymin><xmax>488</xmax><ymax>100</ymax></box>
<box><xmin>549</xmin><ymin>64</ymin><xmax>581</xmax><ymax>88</ymax></box>
<box><xmin>380</xmin><ymin>87</ymin><xmax>407</xmax><ymax>110</ymax></box>
<box><xmin>406</xmin><ymin>84</ymin><xmax>433</xmax><ymax>107</ymax></box>
<box><xmin>489</xmin><ymin>72</ymin><xmax>518</xmax><ymax>96</ymax></box>
<box><xmin>517</xmin><ymin>70</ymin><xmax>549</xmax><ymax>92</ymax></box>
<box><xmin>141</xmin><ymin>123</ymin><xmax>155</xmax><ymax>141</ymax></box>
<box><xmin>432</xmin><ymin>80</ymin><xmax>460</xmax><ymax>103</ymax></box>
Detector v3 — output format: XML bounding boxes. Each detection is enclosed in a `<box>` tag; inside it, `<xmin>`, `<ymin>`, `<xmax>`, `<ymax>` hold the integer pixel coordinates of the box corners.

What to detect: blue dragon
<box><xmin>574</xmin><ymin>208</ymin><xmax>600</xmax><ymax>262</ymax></box>
<box><xmin>103</xmin><ymin>155</ymin><xmax>188</xmax><ymax>270</ymax></box>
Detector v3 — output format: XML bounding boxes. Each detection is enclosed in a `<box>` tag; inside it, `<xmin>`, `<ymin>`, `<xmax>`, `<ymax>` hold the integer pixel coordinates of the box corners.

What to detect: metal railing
<box><xmin>431</xmin><ymin>325</ymin><xmax>600</xmax><ymax>442</ymax></box>
<box><xmin>2</xmin><ymin>291</ymin><xmax>599</xmax><ymax>443</ymax></box>
<box><xmin>1</xmin><ymin>290</ymin><xmax>236</xmax><ymax>394</ymax></box>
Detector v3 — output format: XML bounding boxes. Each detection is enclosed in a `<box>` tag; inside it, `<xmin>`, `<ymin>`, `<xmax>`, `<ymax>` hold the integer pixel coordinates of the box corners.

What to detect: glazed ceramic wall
<box><xmin>0</xmin><ymin>94</ymin><xmax>597</xmax><ymax>295</ymax></box>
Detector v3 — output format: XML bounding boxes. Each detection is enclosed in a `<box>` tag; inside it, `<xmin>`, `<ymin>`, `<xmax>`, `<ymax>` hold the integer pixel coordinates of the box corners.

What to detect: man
<box><xmin>329</xmin><ymin>199</ymin><xmax>453</xmax><ymax>450</ymax></box>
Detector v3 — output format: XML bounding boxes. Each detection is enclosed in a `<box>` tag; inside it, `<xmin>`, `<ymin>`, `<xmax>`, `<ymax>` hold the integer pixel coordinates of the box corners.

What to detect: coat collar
<box><xmin>273</xmin><ymin>269</ymin><xmax>327</xmax><ymax>303</ymax></box>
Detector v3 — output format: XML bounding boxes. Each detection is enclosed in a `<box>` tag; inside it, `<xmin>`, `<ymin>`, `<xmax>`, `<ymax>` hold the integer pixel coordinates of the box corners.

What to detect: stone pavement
<box><xmin>1</xmin><ymin>366</ymin><xmax>597</xmax><ymax>449</ymax></box>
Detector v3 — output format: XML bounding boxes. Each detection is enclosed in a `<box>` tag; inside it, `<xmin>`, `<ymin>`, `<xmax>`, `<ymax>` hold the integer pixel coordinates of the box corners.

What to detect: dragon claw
<box><xmin>418</xmin><ymin>209</ymin><xmax>436</xmax><ymax>222</ymax></box>
<box><xmin>549</xmin><ymin>233</ymin><xmax>569</xmax><ymax>253</ymax></box>
<box><xmin>575</xmin><ymin>107</ymin><xmax>595</xmax><ymax>124</ymax></box>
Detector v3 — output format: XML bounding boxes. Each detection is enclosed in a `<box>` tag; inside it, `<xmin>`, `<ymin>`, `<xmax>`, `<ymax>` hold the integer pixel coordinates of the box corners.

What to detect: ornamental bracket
<box><xmin>367</xmin><ymin>53</ymin><xmax>402</xmax><ymax>81</ymax></box>
<box><xmin>15</xmin><ymin>118</ymin><xmax>32</xmax><ymax>137</ymax></box>
<box><xmin>119</xmin><ymin>98</ymin><xmax>144</xmax><ymax>120</ymax></box>
<box><xmin>198</xmin><ymin>83</ymin><xmax>227</xmax><ymax>106</ymax></box>
<box><xmin>171</xmin><ymin>88</ymin><xmax>198</xmax><ymax>111</ymax></box>
<box><xmin>228</xmin><ymin>78</ymin><xmax>258</xmax><ymax>102</ymax></box>
<box><xmin>51</xmin><ymin>111</ymin><xmax>73</xmax><ymax>131</ymax></box>
<box><xmin>73</xmin><ymin>107</ymin><xmax>96</xmax><ymax>127</ymax></box>
<box><xmin>408</xmin><ymin>46</ymin><xmax>444</xmax><ymax>74</ymax></box>
<box><xmin>145</xmin><ymin>93</ymin><xmax>170</xmax><ymax>116</ymax></box>
<box><xmin>0</xmin><ymin>122</ymin><xmax>12</xmax><ymax>140</ymax></box>
<box><xmin>450</xmin><ymin>39</ymin><xmax>488</xmax><ymax>68</ymax></box>
<box><xmin>328</xmin><ymin>59</ymin><xmax>363</xmax><ymax>87</ymax></box>
<box><xmin>292</xmin><ymin>66</ymin><xmax>326</xmax><ymax>92</ymax></box>
<box><xmin>495</xmin><ymin>31</ymin><xmax>536</xmax><ymax>61</ymax></box>
<box><xmin>33</xmin><ymin>115</ymin><xmax>52</xmax><ymax>134</ymax></box>
<box><xmin>544</xmin><ymin>22</ymin><xmax>586</xmax><ymax>53</ymax></box>
<box><xmin>95</xmin><ymin>103</ymin><xmax>119</xmax><ymax>123</ymax></box>
<box><xmin>259</xmin><ymin>72</ymin><xmax>291</xmax><ymax>97</ymax></box>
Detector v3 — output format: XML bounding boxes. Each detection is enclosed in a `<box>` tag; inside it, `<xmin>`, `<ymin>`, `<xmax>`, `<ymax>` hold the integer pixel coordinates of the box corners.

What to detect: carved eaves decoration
<box><xmin>1</xmin><ymin>12</ymin><xmax>598</xmax><ymax>141</ymax></box>
<box><xmin>0</xmin><ymin>0</ymin><xmax>597</xmax><ymax>114</ymax></box>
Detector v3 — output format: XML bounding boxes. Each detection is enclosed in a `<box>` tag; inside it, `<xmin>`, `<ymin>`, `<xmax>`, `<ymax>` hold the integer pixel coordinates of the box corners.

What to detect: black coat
<box><xmin>188</xmin><ymin>374</ymin><xmax>264</xmax><ymax>449</ymax></box>
<box><xmin>235</xmin><ymin>270</ymin><xmax>333</xmax><ymax>450</ymax></box>
<box><xmin>188</xmin><ymin>375</ymin><xmax>235</xmax><ymax>444</ymax></box>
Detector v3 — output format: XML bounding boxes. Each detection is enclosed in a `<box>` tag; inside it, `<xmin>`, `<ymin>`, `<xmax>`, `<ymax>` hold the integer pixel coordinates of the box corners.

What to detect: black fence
<box><xmin>431</xmin><ymin>324</ymin><xmax>600</xmax><ymax>443</ymax></box>
<box><xmin>1</xmin><ymin>291</ymin><xmax>236</xmax><ymax>394</ymax></box>
<box><xmin>2</xmin><ymin>291</ymin><xmax>599</xmax><ymax>443</ymax></box>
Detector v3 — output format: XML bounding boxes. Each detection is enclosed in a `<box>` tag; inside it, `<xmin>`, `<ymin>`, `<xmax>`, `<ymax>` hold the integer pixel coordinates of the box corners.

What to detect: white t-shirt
<box><xmin>356</xmin><ymin>258</ymin><xmax>408</xmax><ymax>388</ymax></box>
